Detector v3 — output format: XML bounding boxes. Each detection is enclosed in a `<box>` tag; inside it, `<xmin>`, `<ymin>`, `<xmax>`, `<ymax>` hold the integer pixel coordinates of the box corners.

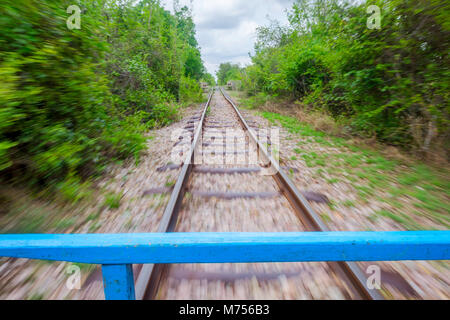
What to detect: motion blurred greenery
<box><xmin>216</xmin><ymin>62</ymin><xmax>242</xmax><ymax>86</ymax></box>
<box><xmin>220</xmin><ymin>0</ymin><xmax>449</xmax><ymax>159</ymax></box>
<box><xmin>0</xmin><ymin>0</ymin><xmax>214</xmax><ymax>200</ymax></box>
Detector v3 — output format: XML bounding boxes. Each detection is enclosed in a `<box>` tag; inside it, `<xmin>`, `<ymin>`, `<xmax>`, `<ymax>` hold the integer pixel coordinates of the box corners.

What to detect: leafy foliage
<box><xmin>0</xmin><ymin>0</ymin><xmax>206</xmax><ymax>194</ymax></box>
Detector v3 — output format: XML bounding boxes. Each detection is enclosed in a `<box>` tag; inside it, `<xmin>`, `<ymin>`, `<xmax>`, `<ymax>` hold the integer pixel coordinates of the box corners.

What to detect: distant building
<box><xmin>227</xmin><ymin>80</ymin><xmax>242</xmax><ymax>91</ymax></box>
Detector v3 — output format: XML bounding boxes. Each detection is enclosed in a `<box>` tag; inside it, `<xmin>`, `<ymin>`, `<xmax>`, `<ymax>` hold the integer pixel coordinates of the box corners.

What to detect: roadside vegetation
<box><xmin>0</xmin><ymin>0</ymin><xmax>213</xmax><ymax>208</ymax></box>
<box><xmin>221</xmin><ymin>0</ymin><xmax>449</xmax><ymax>161</ymax></box>
<box><xmin>230</xmin><ymin>93</ymin><xmax>449</xmax><ymax>230</ymax></box>
<box><xmin>0</xmin><ymin>0</ymin><xmax>216</xmax><ymax>233</ymax></box>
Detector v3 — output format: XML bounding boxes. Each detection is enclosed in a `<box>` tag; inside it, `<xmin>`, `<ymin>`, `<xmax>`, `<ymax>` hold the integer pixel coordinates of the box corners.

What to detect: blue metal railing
<box><xmin>0</xmin><ymin>231</ymin><xmax>449</xmax><ymax>300</ymax></box>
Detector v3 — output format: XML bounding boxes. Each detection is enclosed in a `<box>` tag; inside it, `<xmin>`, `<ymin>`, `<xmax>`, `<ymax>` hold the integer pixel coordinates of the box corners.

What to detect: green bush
<box><xmin>0</xmin><ymin>0</ymin><xmax>114</xmax><ymax>184</ymax></box>
<box><xmin>240</xmin><ymin>0</ymin><xmax>450</xmax><ymax>155</ymax></box>
<box><xmin>56</xmin><ymin>175</ymin><xmax>92</xmax><ymax>204</ymax></box>
<box><xmin>179</xmin><ymin>76</ymin><xmax>204</xmax><ymax>104</ymax></box>
<box><xmin>103</xmin><ymin>112</ymin><xmax>149</xmax><ymax>162</ymax></box>
<box><xmin>0</xmin><ymin>0</ymin><xmax>207</xmax><ymax>196</ymax></box>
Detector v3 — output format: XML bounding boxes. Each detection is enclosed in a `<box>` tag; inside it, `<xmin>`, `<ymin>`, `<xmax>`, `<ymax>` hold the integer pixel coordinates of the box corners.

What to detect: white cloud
<box><xmin>160</xmin><ymin>0</ymin><xmax>293</xmax><ymax>76</ymax></box>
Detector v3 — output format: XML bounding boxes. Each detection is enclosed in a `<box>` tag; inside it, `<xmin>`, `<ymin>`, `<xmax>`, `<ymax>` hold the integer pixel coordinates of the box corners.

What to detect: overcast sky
<box><xmin>161</xmin><ymin>0</ymin><xmax>293</xmax><ymax>77</ymax></box>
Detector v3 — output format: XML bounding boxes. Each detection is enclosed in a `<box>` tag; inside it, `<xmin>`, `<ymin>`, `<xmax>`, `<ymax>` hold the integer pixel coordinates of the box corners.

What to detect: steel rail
<box><xmin>219</xmin><ymin>87</ymin><xmax>384</xmax><ymax>300</ymax></box>
<box><xmin>135</xmin><ymin>89</ymin><xmax>214</xmax><ymax>300</ymax></box>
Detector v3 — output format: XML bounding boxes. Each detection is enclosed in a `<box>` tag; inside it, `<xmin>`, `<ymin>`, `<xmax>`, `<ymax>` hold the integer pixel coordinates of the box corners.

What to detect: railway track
<box><xmin>135</xmin><ymin>88</ymin><xmax>383</xmax><ymax>300</ymax></box>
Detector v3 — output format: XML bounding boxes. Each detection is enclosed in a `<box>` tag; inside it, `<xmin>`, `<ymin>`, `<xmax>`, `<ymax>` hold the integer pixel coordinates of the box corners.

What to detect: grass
<box><xmin>52</xmin><ymin>217</ymin><xmax>77</xmax><ymax>231</ymax></box>
<box><xmin>366</xmin><ymin>156</ymin><xmax>397</xmax><ymax>171</ymax></box>
<box><xmin>261</xmin><ymin>111</ymin><xmax>326</xmax><ymax>138</ymax></box>
<box><xmin>366</xmin><ymin>172</ymin><xmax>386</xmax><ymax>187</ymax></box>
<box><xmin>377</xmin><ymin>209</ymin><xmax>407</xmax><ymax>224</ymax></box>
<box><xmin>86</xmin><ymin>210</ymin><xmax>101</xmax><ymax>222</ymax></box>
<box><xmin>222</xmin><ymin>94</ymin><xmax>449</xmax><ymax>231</ymax></box>
<box><xmin>9</xmin><ymin>212</ymin><xmax>46</xmax><ymax>233</ymax></box>
<box><xmin>28</xmin><ymin>293</ymin><xmax>45</xmax><ymax>300</ymax></box>
<box><xmin>71</xmin><ymin>262</ymin><xmax>95</xmax><ymax>273</ymax></box>
<box><xmin>337</xmin><ymin>154</ymin><xmax>362</xmax><ymax>168</ymax></box>
<box><xmin>1</xmin><ymin>199</ymin><xmax>55</xmax><ymax>234</ymax></box>
<box><xmin>385</xmin><ymin>198</ymin><xmax>404</xmax><ymax>209</ymax></box>
<box><xmin>165</xmin><ymin>179</ymin><xmax>176</xmax><ymax>188</ymax></box>
<box><xmin>398</xmin><ymin>165</ymin><xmax>448</xmax><ymax>190</ymax></box>
<box><xmin>343</xmin><ymin>200</ymin><xmax>356</xmax><ymax>208</ymax></box>
<box><xmin>327</xmin><ymin>200</ymin><xmax>338</xmax><ymax>211</ymax></box>
<box><xmin>320</xmin><ymin>213</ymin><xmax>332</xmax><ymax>223</ymax></box>
<box><xmin>375</xmin><ymin>210</ymin><xmax>422</xmax><ymax>230</ymax></box>
<box><xmin>0</xmin><ymin>187</ymin><xmax>110</xmax><ymax>234</ymax></box>
<box><xmin>88</xmin><ymin>222</ymin><xmax>102</xmax><ymax>232</ymax></box>
<box><xmin>240</xmin><ymin>92</ymin><xmax>271</xmax><ymax>110</ymax></box>
<box><xmin>314</xmin><ymin>136</ymin><xmax>334</xmax><ymax>147</ymax></box>
<box><xmin>103</xmin><ymin>192</ymin><xmax>123</xmax><ymax>210</ymax></box>
<box><xmin>56</xmin><ymin>177</ymin><xmax>93</xmax><ymax>204</ymax></box>
<box><xmin>259</xmin><ymin>110</ymin><xmax>449</xmax><ymax>230</ymax></box>
<box><xmin>316</xmin><ymin>168</ymin><xmax>326</xmax><ymax>178</ymax></box>
<box><xmin>355</xmin><ymin>185</ymin><xmax>375</xmax><ymax>200</ymax></box>
<box><xmin>301</xmin><ymin>152</ymin><xmax>327</xmax><ymax>168</ymax></box>
<box><xmin>125</xmin><ymin>216</ymin><xmax>134</xmax><ymax>229</ymax></box>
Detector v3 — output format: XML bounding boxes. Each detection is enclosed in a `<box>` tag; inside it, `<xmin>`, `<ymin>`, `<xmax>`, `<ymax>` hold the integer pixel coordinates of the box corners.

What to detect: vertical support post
<box><xmin>102</xmin><ymin>264</ymin><xmax>136</xmax><ymax>300</ymax></box>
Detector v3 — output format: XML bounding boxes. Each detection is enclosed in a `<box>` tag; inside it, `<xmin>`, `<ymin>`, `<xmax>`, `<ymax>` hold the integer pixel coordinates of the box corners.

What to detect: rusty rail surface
<box><xmin>135</xmin><ymin>90</ymin><xmax>214</xmax><ymax>300</ymax></box>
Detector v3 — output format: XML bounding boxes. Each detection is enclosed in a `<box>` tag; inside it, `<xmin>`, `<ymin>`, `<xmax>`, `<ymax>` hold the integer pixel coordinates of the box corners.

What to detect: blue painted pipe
<box><xmin>1</xmin><ymin>231</ymin><xmax>449</xmax><ymax>300</ymax></box>
<box><xmin>0</xmin><ymin>232</ymin><xmax>449</xmax><ymax>264</ymax></box>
